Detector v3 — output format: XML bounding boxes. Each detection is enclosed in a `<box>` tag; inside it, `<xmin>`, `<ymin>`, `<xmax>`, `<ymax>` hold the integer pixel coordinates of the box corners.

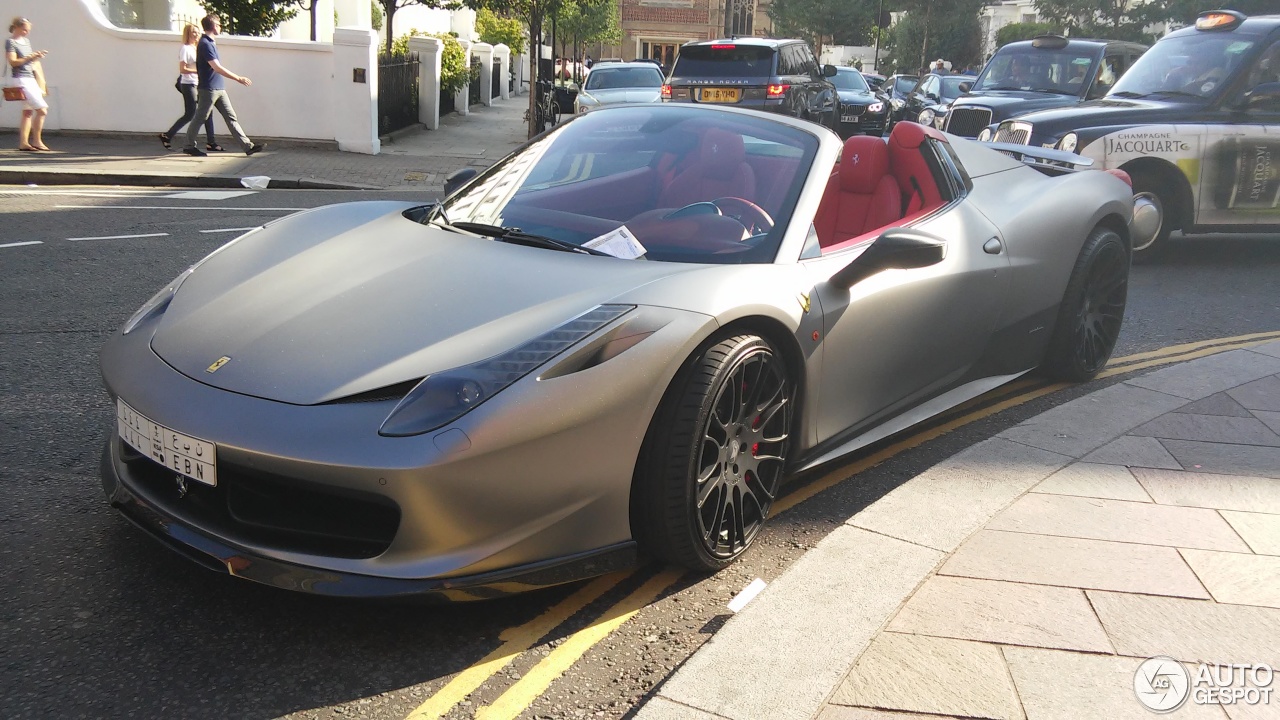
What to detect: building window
<box><xmin>726</xmin><ymin>0</ymin><xmax>754</xmax><ymax>37</ymax></box>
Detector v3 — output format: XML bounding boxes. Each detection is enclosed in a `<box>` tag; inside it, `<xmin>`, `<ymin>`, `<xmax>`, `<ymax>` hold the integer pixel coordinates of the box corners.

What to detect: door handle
<box><xmin>983</xmin><ymin>237</ymin><xmax>1003</xmax><ymax>254</ymax></box>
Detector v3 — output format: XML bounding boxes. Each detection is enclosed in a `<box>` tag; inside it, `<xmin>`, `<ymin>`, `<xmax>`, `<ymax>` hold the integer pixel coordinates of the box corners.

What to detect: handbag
<box><xmin>3</xmin><ymin>61</ymin><xmax>25</xmax><ymax>101</ymax></box>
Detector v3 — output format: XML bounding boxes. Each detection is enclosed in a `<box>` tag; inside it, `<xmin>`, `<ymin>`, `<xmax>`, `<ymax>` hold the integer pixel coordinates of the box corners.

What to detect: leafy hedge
<box><xmin>392</xmin><ymin>31</ymin><xmax>479</xmax><ymax>95</ymax></box>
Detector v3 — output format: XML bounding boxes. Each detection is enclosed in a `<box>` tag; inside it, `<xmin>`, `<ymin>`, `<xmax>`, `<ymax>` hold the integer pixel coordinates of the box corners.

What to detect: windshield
<box><xmin>1109</xmin><ymin>33</ymin><xmax>1256</xmax><ymax>99</ymax></box>
<box><xmin>973</xmin><ymin>46</ymin><xmax>1099</xmax><ymax>94</ymax></box>
<box><xmin>832</xmin><ymin>70</ymin><xmax>870</xmax><ymax>91</ymax></box>
<box><xmin>892</xmin><ymin>76</ymin><xmax>918</xmax><ymax>93</ymax></box>
<box><xmin>585</xmin><ymin>66</ymin><xmax>664</xmax><ymax>90</ymax></box>
<box><xmin>438</xmin><ymin>106</ymin><xmax>820</xmax><ymax>264</ymax></box>
<box><xmin>672</xmin><ymin>45</ymin><xmax>775</xmax><ymax>78</ymax></box>
<box><xmin>940</xmin><ymin>77</ymin><xmax>969</xmax><ymax>99</ymax></box>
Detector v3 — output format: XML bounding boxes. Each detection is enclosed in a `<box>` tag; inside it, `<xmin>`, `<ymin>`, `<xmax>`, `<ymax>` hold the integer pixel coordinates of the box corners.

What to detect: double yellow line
<box><xmin>403</xmin><ymin>330</ymin><xmax>1280</xmax><ymax>720</ymax></box>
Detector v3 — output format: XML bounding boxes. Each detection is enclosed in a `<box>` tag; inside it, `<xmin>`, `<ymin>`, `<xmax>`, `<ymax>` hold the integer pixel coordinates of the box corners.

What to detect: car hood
<box><xmin>836</xmin><ymin>90</ymin><xmax>879</xmax><ymax>104</ymax></box>
<box><xmin>1008</xmin><ymin>96</ymin><xmax>1186</xmax><ymax>133</ymax></box>
<box><xmin>150</xmin><ymin>202</ymin><xmax>698</xmax><ymax>405</ymax></box>
<box><xmin>581</xmin><ymin>87</ymin><xmax>662</xmax><ymax>105</ymax></box>
<box><xmin>953</xmin><ymin>91</ymin><xmax>1080</xmax><ymax>114</ymax></box>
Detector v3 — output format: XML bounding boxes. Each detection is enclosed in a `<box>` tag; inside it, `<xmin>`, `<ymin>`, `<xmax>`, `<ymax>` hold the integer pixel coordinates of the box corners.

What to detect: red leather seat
<box><xmin>658</xmin><ymin>128</ymin><xmax>756</xmax><ymax>208</ymax></box>
<box><xmin>887</xmin><ymin>122</ymin><xmax>943</xmax><ymax>215</ymax></box>
<box><xmin>814</xmin><ymin>136</ymin><xmax>902</xmax><ymax>248</ymax></box>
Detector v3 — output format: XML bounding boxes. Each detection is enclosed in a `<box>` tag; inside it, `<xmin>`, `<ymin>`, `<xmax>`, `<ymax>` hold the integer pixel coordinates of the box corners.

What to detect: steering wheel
<box><xmin>711</xmin><ymin>197</ymin><xmax>774</xmax><ymax>235</ymax></box>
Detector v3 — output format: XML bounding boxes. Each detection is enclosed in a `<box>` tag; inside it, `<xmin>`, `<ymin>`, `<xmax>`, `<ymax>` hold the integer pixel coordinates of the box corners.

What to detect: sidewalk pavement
<box><xmin>0</xmin><ymin>95</ymin><xmax>531</xmax><ymax>191</ymax></box>
<box><xmin>638</xmin><ymin>341</ymin><xmax>1280</xmax><ymax>720</ymax></box>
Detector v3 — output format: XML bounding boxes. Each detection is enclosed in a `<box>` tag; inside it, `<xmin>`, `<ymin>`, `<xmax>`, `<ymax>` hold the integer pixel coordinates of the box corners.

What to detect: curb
<box><xmin>0</xmin><ymin>168</ymin><xmax>379</xmax><ymax>191</ymax></box>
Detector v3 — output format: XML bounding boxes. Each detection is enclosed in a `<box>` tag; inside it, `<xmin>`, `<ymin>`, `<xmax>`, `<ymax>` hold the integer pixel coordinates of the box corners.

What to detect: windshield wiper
<box><xmin>446</xmin><ymin>221</ymin><xmax>611</xmax><ymax>256</ymax></box>
<box><xmin>1029</xmin><ymin>88</ymin><xmax>1078</xmax><ymax>96</ymax></box>
<box><xmin>1146</xmin><ymin>89</ymin><xmax>1203</xmax><ymax>99</ymax></box>
<box><xmin>1109</xmin><ymin>91</ymin><xmax>1147</xmax><ymax>98</ymax></box>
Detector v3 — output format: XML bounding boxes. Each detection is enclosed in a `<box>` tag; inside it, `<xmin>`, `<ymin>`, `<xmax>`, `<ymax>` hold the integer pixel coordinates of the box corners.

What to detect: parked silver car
<box><xmin>574</xmin><ymin>62</ymin><xmax>665</xmax><ymax>114</ymax></box>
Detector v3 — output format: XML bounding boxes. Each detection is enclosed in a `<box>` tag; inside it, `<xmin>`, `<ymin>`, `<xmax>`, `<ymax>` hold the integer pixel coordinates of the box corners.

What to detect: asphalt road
<box><xmin>1</xmin><ymin>187</ymin><xmax>1278</xmax><ymax>720</ymax></box>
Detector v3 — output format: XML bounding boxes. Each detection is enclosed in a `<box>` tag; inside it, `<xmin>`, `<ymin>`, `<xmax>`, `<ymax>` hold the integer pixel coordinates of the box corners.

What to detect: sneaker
<box><xmin>183</xmin><ymin>147</ymin><xmax>207</xmax><ymax>157</ymax></box>
<box><xmin>246</xmin><ymin>143</ymin><xmax>265</xmax><ymax>156</ymax></box>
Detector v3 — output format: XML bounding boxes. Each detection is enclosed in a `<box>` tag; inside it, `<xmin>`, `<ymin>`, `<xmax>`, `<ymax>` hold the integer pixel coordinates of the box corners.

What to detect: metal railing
<box><xmin>377</xmin><ymin>50</ymin><xmax>420</xmax><ymax>135</ymax></box>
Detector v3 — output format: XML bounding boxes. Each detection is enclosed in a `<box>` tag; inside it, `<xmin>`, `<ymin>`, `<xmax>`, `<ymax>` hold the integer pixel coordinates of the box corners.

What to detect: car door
<box><xmin>800</xmin><ymin>176</ymin><xmax>1011</xmax><ymax>448</ymax></box>
<box><xmin>910</xmin><ymin>76</ymin><xmax>939</xmax><ymax>121</ymax></box>
<box><xmin>800</xmin><ymin>44</ymin><xmax>836</xmax><ymax>128</ymax></box>
<box><xmin>1087</xmin><ymin>50</ymin><xmax>1125</xmax><ymax>100</ymax></box>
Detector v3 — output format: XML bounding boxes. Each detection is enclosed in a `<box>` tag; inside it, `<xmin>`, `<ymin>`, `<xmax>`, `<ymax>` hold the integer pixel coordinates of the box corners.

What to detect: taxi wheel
<box><xmin>1129</xmin><ymin>169</ymin><xmax>1172</xmax><ymax>263</ymax></box>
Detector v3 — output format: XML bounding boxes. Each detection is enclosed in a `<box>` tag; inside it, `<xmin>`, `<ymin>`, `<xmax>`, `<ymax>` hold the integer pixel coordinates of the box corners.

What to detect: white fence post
<box><xmin>331</xmin><ymin>27</ymin><xmax>380</xmax><ymax>154</ymax></box>
<box><xmin>494</xmin><ymin>44</ymin><xmax>511</xmax><ymax>100</ymax></box>
<box><xmin>456</xmin><ymin>39</ymin><xmax>472</xmax><ymax>116</ymax></box>
<box><xmin>472</xmin><ymin>42</ymin><xmax>494</xmax><ymax>107</ymax></box>
<box><xmin>409</xmin><ymin>35</ymin><xmax>443</xmax><ymax>130</ymax></box>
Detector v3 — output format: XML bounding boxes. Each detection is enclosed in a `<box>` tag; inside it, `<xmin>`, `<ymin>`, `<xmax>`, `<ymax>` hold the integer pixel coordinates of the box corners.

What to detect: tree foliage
<box><xmin>197</xmin><ymin>0</ymin><xmax>301</xmax><ymax>36</ymax></box>
<box><xmin>476</xmin><ymin>8</ymin><xmax>527</xmax><ymax>54</ymax></box>
<box><xmin>555</xmin><ymin>0</ymin><xmax>621</xmax><ymax>48</ymax></box>
<box><xmin>392</xmin><ymin>30</ymin><xmax>477</xmax><ymax>93</ymax></box>
<box><xmin>767</xmin><ymin>0</ymin><xmax>880</xmax><ymax>54</ymax></box>
<box><xmin>881</xmin><ymin>0</ymin><xmax>984</xmax><ymax>76</ymax></box>
<box><xmin>995</xmin><ymin>21</ymin><xmax>1063</xmax><ymax>48</ymax></box>
<box><xmin>1031</xmin><ymin>0</ymin><xmax>1149</xmax><ymax>42</ymax></box>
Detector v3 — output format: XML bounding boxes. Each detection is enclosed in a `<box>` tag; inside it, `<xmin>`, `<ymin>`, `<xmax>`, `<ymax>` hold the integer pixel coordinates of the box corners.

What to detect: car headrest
<box><xmin>840</xmin><ymin>136</ymin><xmax>891</xmax><ymax>194</ymax></box>
<box><xmin>889</xmin><ymin>120</ymin><xmax>926</xmax><ymax>150</ymax></box>
<box><xmin>699</xmin><ymin>128</ymin><xmax>746</xmax><ymax>180</ymax></box>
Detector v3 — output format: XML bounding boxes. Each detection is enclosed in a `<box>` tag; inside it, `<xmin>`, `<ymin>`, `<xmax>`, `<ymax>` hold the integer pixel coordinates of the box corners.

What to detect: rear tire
<box><xmin>1128</xmin><ymin>169</ymin><xmax>1173</xmax><ymax>263</ymax></box>
<box><xmin>1042</xmin><ymin>226</ymin><xmax>1129</xmax><ymax>382</ymax></box>
<box><xmin>631</xmin><ymin>334</ymin><xmax>795</xmax><ymax>571</ymax></box>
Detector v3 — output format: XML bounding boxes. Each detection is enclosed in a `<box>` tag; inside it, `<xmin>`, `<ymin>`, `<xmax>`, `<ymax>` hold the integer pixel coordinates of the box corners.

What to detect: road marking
<box><xmin>727</xmin><ymin>578</ymin><xmax>768</xmax><ymax>612</ymax></box>
<box><xmin>473</xmin><ymin>569</ymin><xmax>684</xmax><ymax>720</ymax></box>
<box><xmin>0</xmin><ymin>240</ymin><xmax>43</xmax><ymax>248</ymax></box>
<box><xmin>54</xmin><ymin>205</ymin><xmax>300</xmax><ymax>211</ymax></box>
<box><xmin>200</xmin><ymin>227</ymin><xmax>262</xmax><ymax>234</ymax></box>
<box><xmin>1104</xmin><ymin>330</ymin><xmax>1280</xmax><ymax>369</ymax></box>
<box><xmin>3</xmin><ymin>189</ymin><xmax>257</xmax><ymax>199</ymax></box>
<box><xmin>67</xmin><ymin>232</ymin><xmax>170</xmax><ymax>242</ymax></box>
<box><xmin>404</xmin><ymin>573</ymin><xmax>630</xmax><ymax>720</ymax></box>
<box><xmin>165</xmin><ymin>190</ymin><xmax>257</xmax><ymax>200</ymax></box>
<box><xmin>1098</xmin><ymin>337</ymin><xmax>1280</xmax><ymax>379</ymax></box>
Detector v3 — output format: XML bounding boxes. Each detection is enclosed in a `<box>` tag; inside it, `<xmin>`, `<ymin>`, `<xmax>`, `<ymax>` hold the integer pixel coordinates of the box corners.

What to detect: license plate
<box><xmin>699</xmin><ymin>88</ymin><xmax>740</xmax><ymax>103</ymax></box>
<box><xmin>117</xmin><ymin>399</ymin><xmax>217</xmax><ymax>486</ymax></box>
<box><xmin>841</xmin><ymin>114</ymin><xmax>860</xmax><ymax>123</ymax></box>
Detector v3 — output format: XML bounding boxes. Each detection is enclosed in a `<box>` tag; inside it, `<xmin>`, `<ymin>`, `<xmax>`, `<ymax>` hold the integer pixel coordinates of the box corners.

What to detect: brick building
<box><xmin>607</xmin><ymin>0</ymin><xmax>775</xmax><ymax>70</ymax></box>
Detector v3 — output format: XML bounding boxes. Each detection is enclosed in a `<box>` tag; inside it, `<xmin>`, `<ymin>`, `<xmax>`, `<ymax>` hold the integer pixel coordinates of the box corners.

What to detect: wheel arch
<box><xmin>1118</xmin><ymin>157</ymin><xmax>1194</xmax><ymax>232</ymax></box>
<box><xmin>1094</xmin><ymin>212</ymin><xmax>1132</xmax><ymax>252</ymax></box>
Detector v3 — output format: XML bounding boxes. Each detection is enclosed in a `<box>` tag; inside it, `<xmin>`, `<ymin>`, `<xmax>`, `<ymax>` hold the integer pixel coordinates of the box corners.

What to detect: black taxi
<box><xmin>984</xmin><ymin>11</ymin><xmax>1280</xmax><ymax>258</ymax></box>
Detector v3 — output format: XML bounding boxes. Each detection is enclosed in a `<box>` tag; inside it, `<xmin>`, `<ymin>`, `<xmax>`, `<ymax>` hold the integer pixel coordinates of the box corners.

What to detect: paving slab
<box><xmin>1003</xmin><ymin>647</ymin><xmax>1228</xmax><ymax>720</ymax></box>
<box><xmin>849</xmin><ymin>438</ymin><xmax>1069</xmax><ymax>551</ymax></box>
<box><xmin>1220</xmin><ymin>511</ymin><xmax>1280</xmax><ymax>556</ymax></box>
<box><xmin>1130</xmin><ymin>413</ymin><xmax>1280</xmax><ymax>446</ymax></box>
<box><xmin>1088</xmin><ymin>591</ymin><xmax>1280</xmax><ymax>667</ymax></box>
<box><xmin>1160</xmin><ymin>439</ymin><xmax>1280</xmax><ymax>479</ymax></box>
<box><xmin>1181</xmin><ymin>549</ymin><xmax>1280</xmax><ymax>609</ymax></box>
<box><xmin>830</xmin><ymin>633</ymin><xmax>1023</xmax><ymax>720</ymax></box>
<box><xmin>1252</xmin><ymin>340</ymin><xmax>1280</xmax><ymax>359</ymax></box>
<box><xmin>986</xmin><ymin>493</ymin><xmax>1251</xmax><ymax>552</ymax></box>
<box><xmin>1078</xmin><ymin>435</ymin><xmax>1182</xmax><ymax>469</ymax></box>
<box><xmin>1130</xmin><ymin>467</ymin><xmax>1280</xmax><ymax>514</ymax></box>
<box><xmin>998</xmin><ymin>383</ymin><xmax>1188</xmax><ymax>458</ymax></box>
<box><xmin>630</xmin><ymin>697</ymin><xmax>725</xmax><ymax>720</ymax></box>
<box><xmin>1174</xmin><ymin>392</ymin><xmax>1257</xmax><ymax>418</ymax></box>
<box><xmin>1124</xmin><ymin>350</ymin><xmax>1280</xmax><ymax>401</ymax></box>
<box><xmin>1255</xmin><ymin>410</ymin><xmax>1280</xmax><ymax>435</ymax></box>
<box><xmin>639</xmin><ymin>527</ymin><xmax>943</xmax><ymax>720</ymax></box>
<box><xmin>940</xmin><ymin>530</ymin><xmax>1210</xmax><ymax>599</ymax></box>
<box><xmin>1227</xmin><ymin>375</ymin><xmax>1280</xmax><ymax>412</ymax></box>
<box><xmin>818</xmin><ymin>708</ymin><xmax>969</xmax><ymax>720</ymax></box>
<box><xmin>887</xmin><ymin>576</ymin><xmax>1113</xmax><ymax>652</ymax></box>
<box><xmin>1031</xmin><ymin>462</ymin><xmax>1152</xmax><ymax>502</ymax></box>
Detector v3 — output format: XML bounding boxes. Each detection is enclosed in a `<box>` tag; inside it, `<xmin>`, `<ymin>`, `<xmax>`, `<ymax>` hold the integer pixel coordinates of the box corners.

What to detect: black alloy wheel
<box><xmin>632</xmin><ymin>334</ymin><xmax>794</xmax><ymax>571</ymax></box>
<box><xmin>1043</xmin><ymin>227</ymin><xmax>1129</xmax><ymax>382</ymax></box>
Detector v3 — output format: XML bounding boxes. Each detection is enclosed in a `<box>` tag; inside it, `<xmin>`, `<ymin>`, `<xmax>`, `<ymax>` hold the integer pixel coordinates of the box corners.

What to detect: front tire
<box><xmin>1042</xmin><ymin>226</ymin><xmax>1129</xmax><ymax>382</ymax></box>
<box><xmin>632</xmin><ymin>334</ymin><xmax>795</xmax><ymax>571</ymax></box>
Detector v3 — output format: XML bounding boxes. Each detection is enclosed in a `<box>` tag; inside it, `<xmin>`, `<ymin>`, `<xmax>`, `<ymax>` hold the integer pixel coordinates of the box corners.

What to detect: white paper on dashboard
<box><xmin>583</xmin><ymin>225</ymin><xmax>647</xmax><ymax>259</ymax></box>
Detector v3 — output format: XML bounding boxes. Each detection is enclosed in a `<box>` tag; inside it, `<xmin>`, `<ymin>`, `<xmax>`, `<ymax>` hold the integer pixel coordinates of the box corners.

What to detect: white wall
<box><xmin>0</xmin><ymin>0</ymin><xmax>336</xmax><ymax>140</ymax></box>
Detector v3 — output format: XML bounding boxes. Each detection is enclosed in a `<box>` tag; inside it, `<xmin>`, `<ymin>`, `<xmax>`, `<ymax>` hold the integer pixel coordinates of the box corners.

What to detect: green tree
<box><xmin>1129</xmin><ymin>0</ymin><xmax>1275</xmax><ymax>30</ymax></box>
<box><xmin>767</xmin><ymin>0</ymin><xmax>879</xmax><ymax>55</ymax></box>
<box><xmin>882</xmin><ymin>0</ymin><xmax>983</xmax><ymax>76</ymax></box>
<box><xmin>995</xmin><ymin>21</ymin><xmax>1063</xmax><ymax>48</ymax></box>
<box><xmin>373</xmin><ymin>0</ymin><xmax>434</xmax><ymax>53</ymax></box>
<box><xmin>392</xmin><ymin>30</ymin><xmax>476</xmax><ymax>93</ymax></box>
<box><xmin>476</xmin><ymin>7</ymin><xmax>527</xmax><ymax>55</ymax></box>
<box><xmin>1031</xmin><ymin>0</ymin><xmax>1149</xmax><ymax>42</ymax></box>
<box><xmin>197</xmin><ymin>0</ymin><xmax>301</xmax><ymax>36</ymax></box>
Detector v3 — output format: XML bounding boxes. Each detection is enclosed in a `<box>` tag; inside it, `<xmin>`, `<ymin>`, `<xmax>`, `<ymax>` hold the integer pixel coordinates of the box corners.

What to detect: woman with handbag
<box><xmin>5</xmin><ymin>16</ymin><xmax>50</xmax><ymax>151</ymax></box>
<box><xmin>158</xmin><ymin>23</ymin><xmax>220</xmax><ymax>152</ymax></box>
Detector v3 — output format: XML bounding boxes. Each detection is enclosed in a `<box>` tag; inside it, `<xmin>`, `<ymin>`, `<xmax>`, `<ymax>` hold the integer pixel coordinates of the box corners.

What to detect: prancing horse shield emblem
<box><xmin>206</xmin><ymin>356</ymin><xmax>231</xmax><ymax>373</ymax></box>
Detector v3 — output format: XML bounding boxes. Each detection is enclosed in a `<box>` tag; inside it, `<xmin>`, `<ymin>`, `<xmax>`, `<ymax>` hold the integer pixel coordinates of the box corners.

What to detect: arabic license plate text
<box><xmin>117</xmin><ymin>399</ymin><xmax>217</xmax><ymax>486</ymax></box>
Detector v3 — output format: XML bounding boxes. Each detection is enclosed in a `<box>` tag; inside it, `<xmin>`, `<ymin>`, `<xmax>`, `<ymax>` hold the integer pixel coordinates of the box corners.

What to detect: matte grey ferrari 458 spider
<box><xmin>101</xmin><ymin>105</ymin><xmax>1136</xmax><ymax>600</ymax></box>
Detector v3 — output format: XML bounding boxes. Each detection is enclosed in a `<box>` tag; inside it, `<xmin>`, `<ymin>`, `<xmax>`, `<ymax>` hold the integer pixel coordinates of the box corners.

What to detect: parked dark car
<box><xmin>861</xmin><ymin>71</ymin><xmax>886</xmax><ymax>90</ymax></box>
<box><xmin>896</xmin><ymin>73</ymin><xmax>971</xmax><ymax>129</ymax></box>
<box><xmin>986</xmin><ymin>10</ymin><xmax>1280</xmax><ymax>259</ymax></box>
<box><xmin>831</xmin><ymin>67</ymin><xmax>889</xmax><ymax>137</ymax></box>
<box><xmin>663</xmin><ymin>38</ymin><xmax>839</xmax><ymax>131</ymax></box>
<box><xmin>944</xmin><ymin>35</ymin><xmax>1148</xmax><ymax>138</ymax></box>
<box><xmin>883</xmin><ymin>73</ymin><xmax>918</xmax><ymax>126</ymax></box>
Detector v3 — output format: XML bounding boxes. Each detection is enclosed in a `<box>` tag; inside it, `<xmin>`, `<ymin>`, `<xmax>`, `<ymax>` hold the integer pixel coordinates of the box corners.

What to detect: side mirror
<box><xmin>1238</xmin><ymin>82</ymin><xmax>1280</xmax><ymax>111</ymax></box>
<box><xmin>444</xmin><ymin>167</ymin><xmax>478</xmax><ymax>196</ymax></box>
<box><xmin>959</xmin><ymin>81</ymin><xmax>972</xmax><ymax>93</ymax></box>
<box><xmin>823</xmin><ymin>64</ymin><xmax>838</xmax><ymax>77</ymax></box>
<box><xmin>926</xmin><ymin>92</ymin><xmax>940</xmax><ymax>102</ymax></box>
<box><xmin>829</xmin><ymin>228</ymin><xmax>947</xmax><ymax>289</ymax></box>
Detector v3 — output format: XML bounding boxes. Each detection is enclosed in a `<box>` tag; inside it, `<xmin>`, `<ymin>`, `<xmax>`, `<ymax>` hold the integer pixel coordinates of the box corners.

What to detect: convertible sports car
<box><xmin>100</xmin><ymin>105</ymin><xmax>1136</xmax><ymax>599</ymax></box>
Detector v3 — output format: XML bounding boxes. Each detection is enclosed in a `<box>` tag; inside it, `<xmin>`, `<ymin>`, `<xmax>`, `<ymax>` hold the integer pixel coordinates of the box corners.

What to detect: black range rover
<box><xmin>944</xmin><ymin>35</ymin><xmax>1148</xmax><ymax>138</ymax></box>
<box><xmin>663</xmin><ymin>38</ymin><xmax>839</xmax><ymax>131</ymax></box>
<box><xmin>986</xmin><ymin>11</ymin><xmax>1280</xmax><ymax>258</ymax></box>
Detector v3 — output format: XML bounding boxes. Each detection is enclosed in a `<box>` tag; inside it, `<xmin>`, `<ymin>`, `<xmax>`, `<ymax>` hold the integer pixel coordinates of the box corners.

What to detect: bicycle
<box><xmin>523</xmin><ymin>79</ymin><xmax>561</xmax><ymax>132</ymax></box>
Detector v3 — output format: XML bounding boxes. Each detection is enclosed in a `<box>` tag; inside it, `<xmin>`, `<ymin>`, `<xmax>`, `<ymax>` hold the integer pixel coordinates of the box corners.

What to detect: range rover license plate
<box><xmin>699</xmin><ymin>88</ymin><xmax>741</xmax><ymax>103</ymax></box>
<box><xmin>117</xmin><ymin>399</ymin><xmax>217</xmax><ymax>486</ymax></box>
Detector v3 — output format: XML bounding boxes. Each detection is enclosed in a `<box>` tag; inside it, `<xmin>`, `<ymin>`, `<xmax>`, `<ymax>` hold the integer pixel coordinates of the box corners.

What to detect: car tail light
<box><xmin>661</xmin><ymin>84</ymin><xmax>671</xmax><ymax>99</ymax></box>
<box><xmin>767</xmin><ymin>84</ymin><xmax>789</xmax><ymax>98</ymax></box>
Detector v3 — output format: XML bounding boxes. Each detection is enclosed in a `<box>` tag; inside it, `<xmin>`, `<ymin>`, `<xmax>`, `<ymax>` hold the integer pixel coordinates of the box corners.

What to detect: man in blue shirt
<box><xmin>183</xmin><ymin>14</ymin><xmax>265</xmax><ymax>157</ymax></box>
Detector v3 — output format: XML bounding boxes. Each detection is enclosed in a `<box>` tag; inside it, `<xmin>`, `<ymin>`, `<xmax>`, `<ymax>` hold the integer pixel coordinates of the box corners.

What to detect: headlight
<box><xmin>1057</xmin><ymin>132</ymin><xmax>1078</xmax><ymax>153</ymax></box>
<box><xmin>379</xmin><ymin>304</ymin><xmax>634</xmax><ymax>437</ymax></box>
<box><xmin>890</xmin><ymin>98</ymin><xmax>904</xmax><ymax>111</ymax></box>
<box><xmin>918</xmin><ymin>109</ymin><xmax>934</xmax><ymax>126</ymax></box>
<box><xmin>867</xmin><ymin>101</ymin><xmax>884</xmax><ymax>114</ymax></box>
<box><xmin>121</xmin><ymin>267</ymin><xmax>193</xmax><ymax>335</ymax></box>
<box><xmin>977</xmin><ymin>128</ymin><xmax>992</xmax><ymax>142</ymax></box>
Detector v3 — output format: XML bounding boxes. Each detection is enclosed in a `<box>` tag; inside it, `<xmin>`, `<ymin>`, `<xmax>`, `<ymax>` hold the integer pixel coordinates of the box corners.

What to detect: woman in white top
<box><xmin>159</xmin><ymin>24</ymin><xmax>219</xmax><ymax>151</ymax></box>
<box><xmin>5</xmin><ymin>16</ymin><xmax>50</xmax><ymax>151</ymax></box>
